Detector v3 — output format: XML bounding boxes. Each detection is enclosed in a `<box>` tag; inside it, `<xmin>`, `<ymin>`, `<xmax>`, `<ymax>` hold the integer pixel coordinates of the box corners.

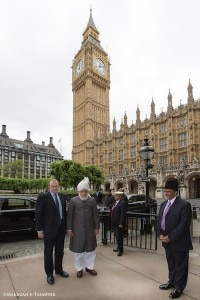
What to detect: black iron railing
<box><xmin>100</xmin><ymin>211</ymin><xmax>158</xmax><ymax>251</ymax></box>
<box><xmin>99</xmin><ymin>202</ymin><xmax>200</xmax><ymax>251</ymax></box>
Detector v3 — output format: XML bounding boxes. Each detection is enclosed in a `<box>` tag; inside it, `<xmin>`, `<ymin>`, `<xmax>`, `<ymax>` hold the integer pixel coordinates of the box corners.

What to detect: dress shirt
<box><xmin>163</xmin><ymin>196</ymin><xmax>176</xmax><ymax>214</ymax></box>
<box><xmin>50</xmin><ymin>192</ymin><xmax>63</xmax><ymax>220</ymax></box>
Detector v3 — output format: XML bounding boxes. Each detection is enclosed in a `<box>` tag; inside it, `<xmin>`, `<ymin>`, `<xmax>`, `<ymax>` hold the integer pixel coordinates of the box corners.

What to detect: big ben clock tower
<box><xmin>72</xmin><ymin>9</ymin><xmax>110</xmax><ymax>164</ymax></box>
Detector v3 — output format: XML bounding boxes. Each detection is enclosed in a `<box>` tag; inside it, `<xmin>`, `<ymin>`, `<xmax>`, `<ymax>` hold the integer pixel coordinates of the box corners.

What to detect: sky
<box><xmin>0</xmin><ymin>0</ymin><xmax>200</xmax><ymax>159</ymax></box>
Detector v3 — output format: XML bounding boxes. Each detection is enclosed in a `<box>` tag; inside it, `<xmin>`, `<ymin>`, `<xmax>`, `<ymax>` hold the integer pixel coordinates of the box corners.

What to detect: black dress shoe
<box><xmin>169</xmin><ymin>289</ymin><xmax>182</xmax><ymax>299</ymax></box>
<box><xmin>85</xmin><ymin>267</ymin><xmax>97</xmax><ymax>276</ymax></box>
<box><xmin>113</xmin><ymin>249</ymin><xmax>118</xmax><ymax>252</ymax></box>
<box><xmin>117</xmin><ymin>252</ymin><xmax>123</xmax><ymax>256</ymax></box>
<box><xmin>77</xmin><ymin>270</ymin><xmax>83</xmax><ymax>278</ymax></box>
<box><xmin>55</xmin><ymin>270</ymin><xmax>69</xmax><ymax>278</ymax></box>
<box><xmin>47</xmin><ymin>275</ymin><xmax>54</xmax><ymax>285</ymax></box>
<box><xmin>159</xmin><ymin>282</ymin><xmax>174</xmax><ymax>290</ymax></box>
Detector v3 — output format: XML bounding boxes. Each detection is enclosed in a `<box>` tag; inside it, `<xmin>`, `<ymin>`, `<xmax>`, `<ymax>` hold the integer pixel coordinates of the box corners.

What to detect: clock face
<box><xmin>93</xmin><ymin>58</ymin><xmax>106</xmax><ymax>75</ymax></box>
<box><xmin>75</xmin><ymin>59</ymin><xmax>83</xmax><ymax>76</ymax></box>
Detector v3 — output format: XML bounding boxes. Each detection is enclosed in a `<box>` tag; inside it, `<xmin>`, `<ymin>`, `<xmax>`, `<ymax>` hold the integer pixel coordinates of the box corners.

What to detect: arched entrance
<box><xmin>128</xmin><ymin>179</ymin><xmax>138</xmax><ymax>194</ymax></box>
<box><xmin>149</xmin><ymin>179</ymin><xmax>157</xmax><ymax>199</ymax></box>
<box><xmin>105</xmin><ymin>182</ymin><xmax>111</xmax><ymax>191</ymax></box>
<box><xmin>188</xmin><ymin>173</ymin><xmax>200</xmax><ymax>198</ymax></box>
<box><xmin>116</xmin><ymin>181</ymin><xmax>123</xmax><ymax>191</ymax></box>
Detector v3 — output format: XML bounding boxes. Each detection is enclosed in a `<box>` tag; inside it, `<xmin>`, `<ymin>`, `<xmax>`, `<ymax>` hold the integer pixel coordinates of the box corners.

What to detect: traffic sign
<box><xmin>142</xmin><ymin>177</ymin><xmax>150</xmax><ymax>182</ymax></box>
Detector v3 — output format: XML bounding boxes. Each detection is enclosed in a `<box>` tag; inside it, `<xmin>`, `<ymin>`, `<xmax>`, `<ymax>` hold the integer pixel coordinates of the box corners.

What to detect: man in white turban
<box><xmin>67</xmin><ymin>178</ymin><xmax>100</xmax><ymax>278</ymax></box>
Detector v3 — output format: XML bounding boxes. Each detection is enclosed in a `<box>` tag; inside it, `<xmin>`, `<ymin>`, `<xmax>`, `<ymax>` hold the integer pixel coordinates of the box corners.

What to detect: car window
<box><xmin>1</xmin><ymin>199</ymin><xmax>8</xmax><ymax>210</ymax></box>
<box><xmin>137</xmin><ymin>195</ymin><xmax>145</xmax><ymax>201</ymax></box>
<box><xmin>128</xmin><ymin>195</ymin><xmax>145</xmax><ymax>202</ymax></box>
<box><xmin>7</xmin><ymin>199</ymin><xmax>32</xmax><ymax>210</ymax></box>
<box><xmin>0</xmin><ymin>199</ymin><xmax>4</xmax><ymax>210</ymax></box>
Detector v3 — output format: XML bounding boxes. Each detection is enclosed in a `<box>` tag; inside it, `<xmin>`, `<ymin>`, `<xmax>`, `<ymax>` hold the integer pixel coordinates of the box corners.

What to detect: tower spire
<box><xmin>136</xmin><ymin>105</ymin><xmax>141</xmax><ymax>124</ymax></box>
<box><xmin>86</xmin><ymin>8</ymin><xmax>98</xmax><ymax>31</ymax></box>
<box><xmin>187</xmin><ymin>79</ymin><xmax>194</xmax><ymax>107</ymax></box>
<box><xmin>82</xmin><ymin>9</ymin><xmax>100</xmax><ymax>45</ymax></box>
<box><xmin>168</xmin><ymin>89</ymin><xmax>172</xmax><ymax>107</ymax></box>
<box><xmin>150</xmin><ymin>97</ymin><xmax>155</xmax><ymax>120</ymax></box>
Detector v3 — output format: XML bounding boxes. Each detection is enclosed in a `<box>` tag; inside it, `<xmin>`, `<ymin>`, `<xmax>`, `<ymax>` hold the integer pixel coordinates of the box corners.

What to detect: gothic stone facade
<box><xmin>72</xmin><ymin>11</ymin><xmax>200</xmax><ymax>199</ymax></box>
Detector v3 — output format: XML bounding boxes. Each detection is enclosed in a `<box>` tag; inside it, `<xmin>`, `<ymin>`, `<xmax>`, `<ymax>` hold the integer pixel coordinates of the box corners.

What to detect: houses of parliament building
<box><xmin>72</xmin><ymin>11</ymin><xmax>200</xmax><ymax>199</ymax></box>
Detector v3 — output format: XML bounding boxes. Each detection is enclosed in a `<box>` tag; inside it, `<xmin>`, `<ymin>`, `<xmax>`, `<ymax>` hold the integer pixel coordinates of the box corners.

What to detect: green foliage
<box><xmin>1</xmin><ymin>160</ymin><xmax>24</xmax><ymax>178</ymax></box>
<box><xmin>49</xmin><ymin>160</ymin><xmax>105</xmax><ymax>190</ymax></box>
<box><xmin>49</xmin><ymin>161</ymin><xmax>63</xmax><ymax>183</ymax></box>
<box><xmin>84</xmin><ymin>165</ymin><xmax>105</xmax><ymax>187</ymax></box>
<box><xmin>0</xmin><ymin>177</ymin><xmax>49</xmax><ymax>193</ymax></box>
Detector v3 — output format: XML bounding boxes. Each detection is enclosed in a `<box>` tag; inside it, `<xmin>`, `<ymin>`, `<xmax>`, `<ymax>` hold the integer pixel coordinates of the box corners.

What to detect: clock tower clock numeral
<box><xmin>75</xmin><ymin>59</ymin><xmax>84</xmax><ymax>77</ymax></box>
<box><xmin>93</xmin><ymin>58</ymin><xmax>106</xmax><ymax>75</ymax></box>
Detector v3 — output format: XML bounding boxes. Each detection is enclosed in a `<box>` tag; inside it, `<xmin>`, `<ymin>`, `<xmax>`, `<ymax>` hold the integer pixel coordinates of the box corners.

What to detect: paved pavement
<box><xmin>0</xmin><ymin>222</ymin><xmax>200</xmax><ymax>300</ymax></box>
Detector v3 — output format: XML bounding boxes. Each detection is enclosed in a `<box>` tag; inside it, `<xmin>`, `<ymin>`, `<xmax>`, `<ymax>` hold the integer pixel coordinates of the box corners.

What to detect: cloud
<box><xmin>0</xmin><ymin>0</ymin><xmax>200</xmax><ymax>159</ymax></box>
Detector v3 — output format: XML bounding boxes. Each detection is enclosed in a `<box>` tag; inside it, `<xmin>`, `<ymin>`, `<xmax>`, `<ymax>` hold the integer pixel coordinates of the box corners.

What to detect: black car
<box><xmin>127</xmin><ymin>194</ymin><xmax>146</xmax><ymax>202</ymax></box>
<box><xmin>126</xmin><ymin>194</ymin><xmax>157</xmax><ymax>212</ymax></box>
<box><xmin>0</xmin><ymin>195</ymin><xmax>37</xmax><ymax>236</ymax></box>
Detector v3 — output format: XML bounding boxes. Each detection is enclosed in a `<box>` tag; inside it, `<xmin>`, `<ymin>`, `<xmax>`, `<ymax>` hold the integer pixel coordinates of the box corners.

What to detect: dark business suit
<box><xmin>95</xmin><ymin>191</ymin><xmax>103</xmax><ymax>204</ymax></box>
<box><xmin>157</xmin><ymin>196</ymin><xmax>193</xmax><ymax>291</ymax></box>
<box><xmin>35</xmin><ymin>192</ymin><xmax>67</xmax><ymax>276</ymax></box>
<box><xmin>110</xmin><ymin>200</ymin><xmax>127</xmax><ymax>253</ymax></box>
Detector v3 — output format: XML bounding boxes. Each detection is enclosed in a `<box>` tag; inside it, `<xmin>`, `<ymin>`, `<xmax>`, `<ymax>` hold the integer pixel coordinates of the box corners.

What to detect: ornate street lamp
<box><xmin>139</xmin><ymin>135</ymin><xmax>154</xmax><ymax>205</ymax></box>
<box><xmin>139</xmin><ymin>135</ymin><xmax>155</xmax><ymax>234</ymax></box>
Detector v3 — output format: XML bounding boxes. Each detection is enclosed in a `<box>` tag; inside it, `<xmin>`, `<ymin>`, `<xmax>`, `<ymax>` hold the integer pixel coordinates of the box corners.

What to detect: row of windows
<box><xmin>96</xmin><ymin>128</ymin><xmax>188</xmax><ymax>153</ymax></box>
<box><xmin>108</xmin><ymin>153</ymin><xmax>187</xmax><ymax>175</ymax></box>
<box><xmin>0</xmin><ymin>148</ymin><xmax>57</xmax><ymax>159</ymax></box>
<box><xmin>104</xmin><ymin>132</ymin><xmax>188</xmax><ymax>162</ymax></box>
<box><xmin>0</xmin><ymin>154</ymin><xmax>57</xmax><ymax>163</ymax></box>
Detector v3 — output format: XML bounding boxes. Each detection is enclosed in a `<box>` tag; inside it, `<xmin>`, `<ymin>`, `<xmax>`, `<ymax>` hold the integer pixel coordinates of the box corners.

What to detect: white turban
<box><xmin>77</xmin><ymin>177</ymin><xmax>90</xmax><ymax>191</ymax></box>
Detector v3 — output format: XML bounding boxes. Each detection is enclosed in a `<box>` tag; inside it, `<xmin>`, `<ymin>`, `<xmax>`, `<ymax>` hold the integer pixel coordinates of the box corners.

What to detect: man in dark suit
<box><xmin>157</xmin><ymin>179</ymin><xmax>193</xmax><ymax>299</ymax></box>
<box><xmin>110</xmin><ymin>191</ymin><xmax>127</xmax><ymax>256</ymax></box>
<box><xmin>35</xmin><ymin>179</ymin><xmax>69</xmax><ymax>285</ymax></box>
<box><xmin>95</xmin><ymin>188</ymin><xmax>103</xmax><ymax>205</ymax></box>
<box><xmin>103</xmin><ymin>189</ymin><xmax>114</xmax><ymax>208</ymax></box>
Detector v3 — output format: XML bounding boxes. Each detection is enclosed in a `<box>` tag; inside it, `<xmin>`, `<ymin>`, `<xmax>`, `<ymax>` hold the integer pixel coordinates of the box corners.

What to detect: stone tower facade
<box><xmin>71</xmin><ymin>12</ymin><xmax>200</xmax><ymax>199</ymax></box>
<box><xmin>72</xmin><ymin>10</ymin><xmax>110</xmax><ymax>164</ymax></box>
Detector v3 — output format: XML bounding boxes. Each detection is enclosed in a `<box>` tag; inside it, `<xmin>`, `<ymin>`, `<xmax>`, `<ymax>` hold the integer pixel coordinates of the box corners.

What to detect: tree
<box><xmin>49</xmin><ymin>161</ymin><xmax>63</xmax><ymax>183</ymax></box>
<box><xmin>50</xmin><ymin>160</ymin><xmax>74</xmax><ymax>189</ymax></box>
<box><xmin>3</xmin><ymin>160</ymin><xmax>23</xmax><ymax>178</ymax></box>
<box><xmin>49</xmin><ymin>160</ymin><xmax>105</xmax><ymax>190</ymax></box>
<box><xmin>84</xmin><ymin>165</ymin><xmax>105</xmax><ymax>189</ymax></box>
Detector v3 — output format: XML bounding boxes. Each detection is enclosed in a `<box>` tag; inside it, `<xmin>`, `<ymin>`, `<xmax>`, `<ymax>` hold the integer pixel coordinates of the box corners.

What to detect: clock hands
<box><xmin>94</xmin><ymin>58</ymin><xmax>106</xmax><ymax>75</ymax></box>
<box><xmin>75</xmin><ymin>59</ymin><xmax>83</xmax><ymax>76</ymax></box>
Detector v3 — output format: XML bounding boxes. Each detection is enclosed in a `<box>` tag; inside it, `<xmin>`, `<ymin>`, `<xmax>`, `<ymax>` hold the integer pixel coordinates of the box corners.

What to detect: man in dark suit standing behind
<box><xmin>158</xmin><ymin>179</ymin><xmax>193</xmax><ymax>299</ymax></box>
<box><xmin>35</xmin><ymin>179</ymin><xmax>69</xmax><ymax>285</ymax></box>
<box><xmin>110</xmin><ymin>191</ymin><xmax>127</xmax><ymax>256</ymax></box>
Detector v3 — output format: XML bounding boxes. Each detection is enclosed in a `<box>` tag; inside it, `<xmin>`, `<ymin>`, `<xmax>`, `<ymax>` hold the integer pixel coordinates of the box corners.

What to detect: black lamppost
<box><xmin>139</xmin><ymin>135</ymin><xmax>154</xmax><ymax>205</ymax></box>
<box><xmin>139</xmin><ymin>135</ymin><xmax>154</xmax><ymax>234</ymax></box>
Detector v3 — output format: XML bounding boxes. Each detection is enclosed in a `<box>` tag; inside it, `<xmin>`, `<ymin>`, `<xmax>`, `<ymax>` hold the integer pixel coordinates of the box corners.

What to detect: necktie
<box><xmin>54</xmin><ymin>193</ymin><xmax>61</xmax><ymax>220</ymax></box>
<box><xmin>161</xmin><ymin>201</ymin><xmax>171</xmax><ymax>231</ymax></box>
<box><xmin>111</xmin><ymin>201</ymin><xmax>117</xmax><ymax>217</ymax></box>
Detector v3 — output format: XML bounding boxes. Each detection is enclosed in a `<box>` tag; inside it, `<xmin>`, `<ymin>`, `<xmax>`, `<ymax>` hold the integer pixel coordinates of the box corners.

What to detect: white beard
<box><xmin>79</xmin><ymin>193</ymin><xmax>89</xmax><ymax>201</ymax></box>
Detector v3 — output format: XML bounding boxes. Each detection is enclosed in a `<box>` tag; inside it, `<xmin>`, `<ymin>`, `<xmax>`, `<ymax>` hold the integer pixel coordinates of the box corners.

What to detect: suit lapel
<box><xmin>115</xmin><ymin>200</ymin><xmax>121</xmax><ymax>210</ymax></box>
<box><xmin>165</xmin><ymin>197</ymin><xmax>178</xmax><ymax>216</ymax></box>
<box><xmin>161</xmin><ymin>200</ymin><xmax>167</xmax><ymax>216</ymax></box>
<box><xmin>48</xmin><ymin>192</ymin><xmax>56</xmax><ymax>208</ymax></box>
